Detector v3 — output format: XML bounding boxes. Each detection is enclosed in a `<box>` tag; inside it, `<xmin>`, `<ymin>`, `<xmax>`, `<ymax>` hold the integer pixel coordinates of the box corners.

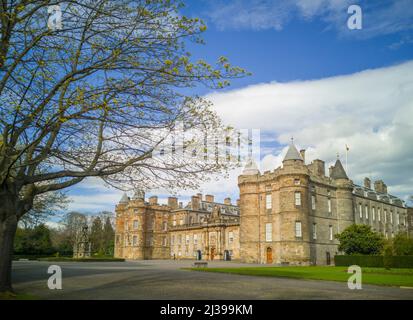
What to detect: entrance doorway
<box><xmin>266</xmin><ymin>247</ymin><xmax>273</xmax><ymax>264</ymax></box>
<box><xmin>326</xmin><ymin>252</ymin><xmax>331</xmax><ymax>265</ymax></box>
<box><xmin>196</xmin><ymin>250</ymin><xmax>202</xmax><ymax>260</ymax></box>
<box><xmin>210</xmin><ymin>247</ymin><xmax>215</xmax><ymax>260</ymax></box>
<box><xmin>224</xmin><ymin>250</ymin><xmax>231</xmax><ymax>261</ymax></box>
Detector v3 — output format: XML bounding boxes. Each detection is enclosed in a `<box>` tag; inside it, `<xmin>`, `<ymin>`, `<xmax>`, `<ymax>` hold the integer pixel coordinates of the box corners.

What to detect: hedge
<box><xmin>334</xmin><ymin>255</ymin><xmax>413</xmax><ymax>268</ymax></box>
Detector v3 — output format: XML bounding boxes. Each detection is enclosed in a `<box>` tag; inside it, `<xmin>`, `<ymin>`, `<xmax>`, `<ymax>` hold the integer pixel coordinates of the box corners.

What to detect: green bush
<box><xmin>392</xmin><ymin>233</ymin><xmax>413</xmax><ymax>255</ymax></box>
<box><xmin>334</xmin><ymin>255</ymin><xmax>413</xmax><ymax>268</ymax></box>
<box><xmin>335</xmin><ymin>224</ymin><xmax>384</xmax><ymax>255</ymax></box>
<box><xmin>334</xmin><ymin>255</ymin><xmax>384</xmax><ymax>267</ymax></box>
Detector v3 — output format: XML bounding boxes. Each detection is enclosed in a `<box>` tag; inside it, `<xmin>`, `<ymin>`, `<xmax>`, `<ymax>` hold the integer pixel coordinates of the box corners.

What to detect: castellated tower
<box><xmin>277</xmin><ymin>144</ymin><xmax>311</xmax><ymax>265</ymax></box>
<box><xmin>114</xmin><ymin>190</ymin><xmax>170</xmax><ymax>260</ymax></box>
<box><xmin>238</xmin><ymin>159</ymin><xmax>261</xmax><ymax>263</ymax></box>
<box><xmin>238</xmin><ymin>143</ymin><xmax>312</xmax><ymax>265</ymax></box>
<box><xmin>330</xmin><ymin>159</ymin><xmax>354</xmax><ymax>234</ymax></box>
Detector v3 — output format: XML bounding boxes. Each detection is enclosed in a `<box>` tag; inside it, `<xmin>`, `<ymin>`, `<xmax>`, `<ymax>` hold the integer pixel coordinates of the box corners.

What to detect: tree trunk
<box><xmin>0</xmin><ymin>214</ymin><xmax>18</xmax><ymax>293</ymax></box>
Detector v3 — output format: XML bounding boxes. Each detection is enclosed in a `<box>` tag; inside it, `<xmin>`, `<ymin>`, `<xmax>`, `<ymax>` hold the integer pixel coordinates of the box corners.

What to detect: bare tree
<box><xmin>0</xmin><ymin>0</ymin><xmax>248</xmax><ymax>292</ymax></box>
<box><xmin>20</xmin><ymin>191</ymin><xmax>69</xmax><ymax>228</ymax></box>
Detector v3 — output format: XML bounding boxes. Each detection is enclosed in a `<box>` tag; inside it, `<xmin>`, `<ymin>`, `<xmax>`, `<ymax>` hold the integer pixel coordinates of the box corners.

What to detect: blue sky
<box><xmin>61</xmin><ymin>0</ymin><xmax>413</xmax><ymax>217</ymax></box>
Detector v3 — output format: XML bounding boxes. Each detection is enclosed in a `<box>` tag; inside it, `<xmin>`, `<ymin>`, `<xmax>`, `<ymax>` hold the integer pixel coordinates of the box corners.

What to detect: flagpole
<box><xmin>345</xmin><ymin>145</ymin><xmax>349</xmax><ymax>174</ymax></box>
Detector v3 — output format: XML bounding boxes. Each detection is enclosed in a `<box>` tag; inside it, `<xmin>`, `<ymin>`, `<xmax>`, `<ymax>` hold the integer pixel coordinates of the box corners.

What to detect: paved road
<box><xmin>11</xmin><ymin>260</ymin><xmax>413</xmax><ymax>300</ymax></box>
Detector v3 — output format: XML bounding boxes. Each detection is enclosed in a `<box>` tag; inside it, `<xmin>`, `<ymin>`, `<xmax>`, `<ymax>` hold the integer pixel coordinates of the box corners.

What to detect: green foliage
<box><xmin>90</xmin><ymin>216</ymin><xmax>104</xmax><ymax>253</ymax></box>
<box><xmin>335</xmin><ymin>224</ymin><xmax>384</xmax><ymax>255</ymax></box>
<box><xmin>383</xmin><ymin>240</ymin><xmax>393</xmax><ymax>269</ymax></box>
<box><xmin>392</xmin><ymin>233</ymin><xmax>413</xmax><ymax>256</ymax></box>
<box><xmin>13</xmin><ymin>224</ymin><xmax>54</xmax><ymax>255</ymax></box>
<box><xmin>334</xmin><ymin>255</ymin><xmax>413</xmax><ymax>269</ymax></box>
<box><xmin>334</xmin><ymin>255</ymin><xmax>384</xmax><ymax>267</ymax></box>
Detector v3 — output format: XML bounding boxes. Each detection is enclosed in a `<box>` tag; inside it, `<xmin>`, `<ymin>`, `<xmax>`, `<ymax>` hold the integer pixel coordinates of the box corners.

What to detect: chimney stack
<box><xmin>191</xmin><ymin>195</ymin><xmax>200</xmax><ymax>210</ymax></box>
<box><xmin>329</xmin><ymin>166</ymin><xmax>334</xmax><ymax>177</ymax></box>
<box><xmin>168</xmin><ymin>197</ymin><xmax>178</xmax><ymax>209</ymax></box>
<box><xmin>205</xmin><ymin>195</ymin><xmax>215</xmax><ymax>203</ymax></box>
<box><xmin>374</xmin><ymin>180</ymin><xmax>387</xmax><ymax>194</ymax></box>
<box><xmin>197</xmin><ymin>193</ymin><xmax>203</xmax><ymax>201</ymax></box>
<box><xmin>149</xmin><ymin>196</ymin><xmax>158</xmax><ymax>205</ymax></box>
<box><xmin>236</xmin><ymin>199</ymin><xmax>240</xmax><ymax>207</ymax></box>
<box><xmin>364</xmin><ymin>177</ymin><xmax>371</xmax><ymax>189</ymax></box>
<box><xmin>224</xmin><ymin>197</ymin><xmax>231</xmax><ymax>205</ymax></box>
<box><xmin>300</xmin><ymin>149</ymin><xmax>306</xmax><ymax>163</ymax></box>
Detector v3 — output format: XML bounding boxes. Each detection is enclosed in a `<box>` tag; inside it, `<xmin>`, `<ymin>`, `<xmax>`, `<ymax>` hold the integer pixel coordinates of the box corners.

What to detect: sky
<box><xmin>62</xmin><ymin>0</ymin><xmax>413</xmax><ymax>217</ymax></box>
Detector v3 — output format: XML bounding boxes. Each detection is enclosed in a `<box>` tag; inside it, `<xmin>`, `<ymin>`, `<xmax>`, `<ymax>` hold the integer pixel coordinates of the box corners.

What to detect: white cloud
<box><xmin>65</xmin><ymin>61</ymin><xmax>413</xmax><ymax>211</ymax></box>
<box><xmin>206</xmin><ymin>60</ymin><xmax>413</xmax><ymax>198</ymax></box>
<box><xmin>205</xmin><ymin>0</ymin><xmax>413</xmax><ymax>40</ymax></box>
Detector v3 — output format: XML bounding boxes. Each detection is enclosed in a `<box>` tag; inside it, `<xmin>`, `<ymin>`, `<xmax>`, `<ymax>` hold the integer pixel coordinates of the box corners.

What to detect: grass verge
<box><xmin>0</xmin><ymin>292</ymin><xmax>39</xmax><ymax>300</ymax></box>
<box><xmin>188</xmin><ymin>266</ymin><xmax>413</xmax><ymax>287</ymax></box>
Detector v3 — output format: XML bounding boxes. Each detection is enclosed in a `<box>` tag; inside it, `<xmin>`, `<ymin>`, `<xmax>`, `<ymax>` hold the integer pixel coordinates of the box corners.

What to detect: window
<box><xmin>294</xmin><ymin>179</ymin><xmax>300</xmax><ymax>185</ymax></box>
<box><xmin>228</xmin><ymin>232</ymin><xmax>234</xmax><ymax>244</ymax></box>
<box><xmin>311</xmin><ymin>195</ymin><xmax>316</xmax><ymax>210</ymax></box>
<box><xmin>396</xmin><ymin>213</ymin><xmax>400</xmax><ymax>225</ymax></box>
<box><xmin>384</xmin><ymin>209</ymin><xmax>387</xmax><ymax>223</ymax></box>
<box><xmin>163</xmin><ymin>221</ymin><xmax>167</xmax><ymax>231</ymax></box>
<box><xmin>133</xmin><ymin>236</ymin><xmax>138</xmax><ymax>246</ymax></box>
<box><xmin>329</xmin><ymin>225</ymin><xmax>333</xmax><ymax>241</ymax></box>
<box><xmin>365</xmin><ymin>205</ymin><xmax>369</xmax><ymax>219</ymax></box>
<box><xmin>266</xmin><ymin>194</ymin><xmax>272</xmax><ymax>210</ymax></box>
<box><xmin>171</xmin><ymin>235</ymin><xmax>175</xmax><ymax>245</ymax></box>
<box><xmin>185</xmin><ymin>235</ymin><xmax>190</xmax><ymax>245</ymax></box>
<box><xmin>312</xmin><ymin>223</ymin><xmax>317</xmax><ymax>240</ymax></box>
<box><xmin>133</xmin><ymin>220</ymin><xmax>139</xmax><ymax>230</ymax></box>
<box><xmin>265</xmin><ymin>223</ymin><xmax>272</xmax><ymax>242</ymax></box>
<box><xmin>178</xmin><ymin>235</ymin><xmax>182</xmax><ymax>244</ymax></box>
<box><xmin>295</xmin><ymin>192</ymin><xmax>301</xmax><ymax>206</ymax></box>
<box><xmin>125</xmin><ymin>222</ymin><xmax>129</xmax><ymax>231</ymax></box>
<box><xmin>372</xmin><ymin>207</ymin><xmax>375</xmax><ymax>221</ymax></box>
<box><xmin>390</xmin><ymin>211</ymin><xmax>393</xmax><ymax>224</ymax></box>
<box><xmin>193</xmin><ymin>234</ymin><xmax>198</xmax><ymax>245</ymax></box>
<box><xmin>378</xmin><ymin>208</ymin><xmax>381</xmax><ymax>221</ymax></box>
<box><xmin>295</xmin><ymin>221</ymin><xmax>302</xmax><ymax>238</ymax></box>
<box><xmin>162</xmin><ymin>237</ymin><xmax>167</xmax><ymax>247</ymax></box>
<box><xmin>327</xmin><ymin>199</ymin><xmax>332</xmax><ymax>214</ymax></box>
<box><xmin>179</xmin><ymin>219</ymin><xmax>184</xmax><ymax>226</ymax></box>
<box><xmin>359</xmin><ymin>204</ymin><xmax>362</xmax><ymax>218</ymax></box>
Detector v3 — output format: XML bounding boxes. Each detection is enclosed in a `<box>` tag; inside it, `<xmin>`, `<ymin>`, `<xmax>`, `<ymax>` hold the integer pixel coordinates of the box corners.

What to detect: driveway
<box><xmin>11</xmin><ymin>259</ymin><xmax>413</xmax><ymax>300</ymax></box>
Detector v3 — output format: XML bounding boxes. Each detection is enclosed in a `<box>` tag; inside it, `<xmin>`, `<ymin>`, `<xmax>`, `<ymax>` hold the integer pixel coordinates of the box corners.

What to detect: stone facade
<box><xmin>115</xmin><ymin>142</ymin><xmax>410</xmax><ymax>265</ymax></box>
<box><xmin>238</xmin><ymin>142</ymin><xmax>409</xmax><ymax>265</ymax></box>
<box><xmin>115</xmin><ymin>193</ymin><xmax>240</xmax><ymax>260</ymax></box>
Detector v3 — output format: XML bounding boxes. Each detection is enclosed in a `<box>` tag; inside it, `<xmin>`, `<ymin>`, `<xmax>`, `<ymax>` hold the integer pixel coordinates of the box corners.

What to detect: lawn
<box><xmin>189</xmin><ymin>266</ymin><xmax>413</xmax><ymax>287</ymax></box>
<box><xmin>0</xmin><ymin>292</ymin><xmax>39</xmax><ymax>300</ymax></box>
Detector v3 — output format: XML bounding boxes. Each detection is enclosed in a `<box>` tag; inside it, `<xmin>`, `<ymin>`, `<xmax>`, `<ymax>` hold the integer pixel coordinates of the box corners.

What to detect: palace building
<box><xmin>114</xmin><ymin>142</ymin><xmax>410</xmax><ymax>265</ymax></box>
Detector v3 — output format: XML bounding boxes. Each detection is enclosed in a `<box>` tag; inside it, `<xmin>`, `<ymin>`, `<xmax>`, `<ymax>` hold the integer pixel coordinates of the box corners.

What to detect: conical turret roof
<box><xmin>119</xmin><ymin>192</ymin><xmax>130</xmax><ymax>204</ymax></box>
<box><xmin>283</xmin><ymin>143</ymin><xmax>303</xmax><ymax>161</ymax></box>
<box><xmin>330</xmin><ymin>159</ymin><xmax>348</xmax><ymax>180</ymax></box>
<box><xmin>242</xmin><ymin>157</ymin><xmax>260</xmax><ymax>175</ymax></box>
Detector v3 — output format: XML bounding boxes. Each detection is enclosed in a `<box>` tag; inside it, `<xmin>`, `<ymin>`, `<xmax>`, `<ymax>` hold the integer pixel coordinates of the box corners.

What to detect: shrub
<box><xmin>335</xmin><ymin>224</ymin><xmax>384</xmax><ymax>255</ymax></box>
<box><xmin>334</xmin><ymin>255</ymin><xmax>413</xmax><ymax>268</ymax></box>
<box><xmin>334</xmin><ymin>255</ymin><xmax>384</xmax><ymax>268</ymax></box>
<box><xmin>392</xmin><ymin>233</ymin><xmax>413</xmax><ymax>256</ymax></box>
